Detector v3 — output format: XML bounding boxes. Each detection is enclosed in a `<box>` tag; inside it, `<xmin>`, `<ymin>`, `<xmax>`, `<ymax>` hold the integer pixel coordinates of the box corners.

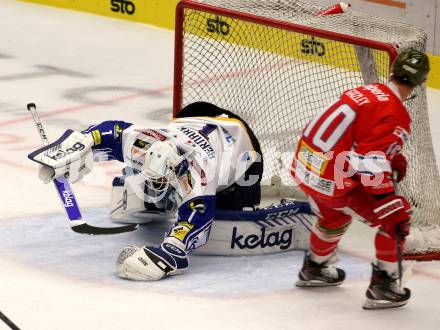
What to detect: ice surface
<box><xmin>1</xmin><ymin>1</ymin><xmax>440</xmax><ymax>330</ymax></box>
<box><xmin>0</xmin><ymin>208</ymin><xmax>371</xmax><ymax>297</ymax></box>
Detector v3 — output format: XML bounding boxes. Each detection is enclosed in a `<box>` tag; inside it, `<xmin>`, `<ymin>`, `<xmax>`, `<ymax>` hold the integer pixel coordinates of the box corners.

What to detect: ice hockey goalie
<box><xmin>30</xmin><ymin>102</ymin><xmax>268</xmax><ymax>280</ymax></box>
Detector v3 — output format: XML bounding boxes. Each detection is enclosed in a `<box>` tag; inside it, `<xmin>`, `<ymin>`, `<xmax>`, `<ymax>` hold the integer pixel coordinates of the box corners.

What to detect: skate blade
<box><xmin>295</xmin><ymin>279</ymin><xmax>343</xmax><ymax>288</ymax></box>
<box><xmin>362</xmin><ymin>298</ymin><xmax>408</xmax><ymax>310</ymax></box>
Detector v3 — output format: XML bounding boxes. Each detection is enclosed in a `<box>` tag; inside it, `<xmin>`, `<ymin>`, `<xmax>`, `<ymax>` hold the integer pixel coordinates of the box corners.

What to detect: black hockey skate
<box><xmin>363</xmin><ymin>263</ymin><xmax>411</xmax><ymax>310</ymax></box>
<box><xmin>296</xmin><ymin>253</ymin><xmax>346</xmax><ymax>287</ymax></box>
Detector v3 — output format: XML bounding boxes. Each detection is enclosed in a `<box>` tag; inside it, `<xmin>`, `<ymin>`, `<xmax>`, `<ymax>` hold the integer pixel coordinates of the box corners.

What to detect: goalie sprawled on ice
<box><xmin>29</xmin><ymin>102</ymin><xmax>309</xmax><ymax>280</ymax></box>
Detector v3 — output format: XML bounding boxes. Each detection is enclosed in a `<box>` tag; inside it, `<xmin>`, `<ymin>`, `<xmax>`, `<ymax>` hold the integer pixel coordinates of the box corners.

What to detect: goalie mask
<box><xmin>142</xmin><ymin>140</ymin><xmax>185</xmax><ymax>207</ymax></box>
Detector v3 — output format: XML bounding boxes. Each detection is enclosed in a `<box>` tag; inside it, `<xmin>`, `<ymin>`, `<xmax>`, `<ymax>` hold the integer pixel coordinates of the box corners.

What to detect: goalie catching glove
<box><xmin>116</xmin><ymin>241</ymin><xmax>189</xmax><ymax>281</ymax></box>
<box><xmin>28</xmin><ymin>130</ymin><xmax>94</xmax><ymax>183</ymax></box>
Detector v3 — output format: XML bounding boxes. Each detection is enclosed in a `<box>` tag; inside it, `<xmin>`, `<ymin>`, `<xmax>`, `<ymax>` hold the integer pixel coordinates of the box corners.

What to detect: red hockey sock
<box><xmin>310</xmin><ymin>231</ymin><xmax>340</xmax><ymax>259</ymax></box>
<box><xmin>375</xmin><ymin>230</ymin><xmax>405</xmax><ymax>263</ymax></box>
<box><xmin>309</xmin><ymin>215</ymin><xmax>351</xmax><ymax>262</ymax></box>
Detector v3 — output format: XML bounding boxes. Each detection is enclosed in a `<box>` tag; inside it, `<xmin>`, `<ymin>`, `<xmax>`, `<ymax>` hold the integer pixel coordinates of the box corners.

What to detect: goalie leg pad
<box><xmin>116</xmin><ymin>243</ymin><xmax>189</xmax><ymax>281</ymax></box>
<box><xmin>195</xmin><ymin>199</ymin><xmax>314</xmax><ymax>256</ymax></box>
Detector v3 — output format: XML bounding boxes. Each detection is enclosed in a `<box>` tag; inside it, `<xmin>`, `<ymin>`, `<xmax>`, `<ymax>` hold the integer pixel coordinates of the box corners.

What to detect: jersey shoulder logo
<box><xmin>135</xmin><ymin>128</ymin><xmax>167</xmax><ymax>141</ymax></box>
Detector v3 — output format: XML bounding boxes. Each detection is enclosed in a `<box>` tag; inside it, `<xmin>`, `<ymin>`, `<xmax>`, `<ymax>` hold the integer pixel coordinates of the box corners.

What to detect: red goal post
<box><xmin>172</xmin><ymin>0</ymin><xmax>440</xmax><ymax>260</ymax></box>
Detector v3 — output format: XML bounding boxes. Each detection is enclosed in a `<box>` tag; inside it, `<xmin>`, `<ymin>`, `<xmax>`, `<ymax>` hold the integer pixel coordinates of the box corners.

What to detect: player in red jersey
<box><xmin>290</xmin><ymin>48</ymin><xmax>430</xmax><ymax>309</ymax></box>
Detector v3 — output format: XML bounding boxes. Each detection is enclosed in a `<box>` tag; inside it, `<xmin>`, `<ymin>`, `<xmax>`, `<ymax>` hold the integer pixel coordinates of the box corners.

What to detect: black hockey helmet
<box><xmin>391</xmin><ymin>48</ymin><xmax>430</xmax><ymax>87</ymax></box>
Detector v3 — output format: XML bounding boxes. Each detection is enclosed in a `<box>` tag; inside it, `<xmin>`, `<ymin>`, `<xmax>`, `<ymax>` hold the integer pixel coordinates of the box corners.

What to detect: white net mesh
<box><xmin>174</xmin><ymin>0</ymin><xmax>440</xmax><ymax>257</ymax></box>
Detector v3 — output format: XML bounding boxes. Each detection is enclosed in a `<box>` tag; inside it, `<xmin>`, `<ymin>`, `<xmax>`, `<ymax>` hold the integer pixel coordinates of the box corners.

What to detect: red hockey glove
<box><xmin>391</xmin><ymin>153</ymin><xmax>407</xmax><ymax>183</ymax></box>
<box><xmin>372</xmin><ymin>194</ymin><xmax>411</xmax><ymax>239</ymax></box>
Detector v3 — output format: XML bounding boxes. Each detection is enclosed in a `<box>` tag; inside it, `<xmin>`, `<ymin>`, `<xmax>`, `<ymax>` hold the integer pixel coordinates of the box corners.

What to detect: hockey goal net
<box><xmin>173</xmin><ymin>0</ymin><xmax>440</xmax><ymax>260</ymax></box>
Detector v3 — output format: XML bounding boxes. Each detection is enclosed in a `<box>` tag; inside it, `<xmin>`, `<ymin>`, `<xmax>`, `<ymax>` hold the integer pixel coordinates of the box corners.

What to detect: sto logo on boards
<box><xmin>111</xmin><ymin>0</ymin><xmax>136</xmax><ymax>15</ymax></box>
<box><xmin>301</xmin><ymin>37</ymin><xmax>326</xmax><ymax>57</ymax></box>
<box><xmin>207</xmin><ymin>16</ymin><xmax>231</xmax><ymax>36</ymax></box>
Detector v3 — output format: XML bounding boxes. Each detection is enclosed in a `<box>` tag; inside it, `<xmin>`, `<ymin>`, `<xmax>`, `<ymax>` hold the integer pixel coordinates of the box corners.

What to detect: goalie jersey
<box><xmin>291</xmin><ymin>82</ymin><xmax>411</xmax><ymax>198</ymax></box>
<box><xmin>85</xmin><ymin>116</ymin><xmax>258</xmax><ymax>196</ymax></box>
<box><xmin>83</xmin><ymin>116</ymin><xmax>259</xmax><ymax>251</ymax></box>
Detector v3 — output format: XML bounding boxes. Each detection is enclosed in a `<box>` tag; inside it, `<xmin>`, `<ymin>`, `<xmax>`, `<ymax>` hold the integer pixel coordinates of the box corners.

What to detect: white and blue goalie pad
<box><xmin>196</xmin><ymin>200</ymin><xmax>315</xmax><ymax>256</ymax></box>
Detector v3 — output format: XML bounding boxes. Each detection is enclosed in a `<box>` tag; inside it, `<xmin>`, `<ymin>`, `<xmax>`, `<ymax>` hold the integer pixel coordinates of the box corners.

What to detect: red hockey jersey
<box><xmin>291</xmin><ymin>82</ymin><xmax>411</xmax><ymax>198</ymax></box>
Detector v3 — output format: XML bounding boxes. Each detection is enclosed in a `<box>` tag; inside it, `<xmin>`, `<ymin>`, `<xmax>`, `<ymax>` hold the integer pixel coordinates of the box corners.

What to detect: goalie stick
<box><xmin>27</xmin><ymin>103</ymin><xmax>138</xmax><ymax>235</ymax></box>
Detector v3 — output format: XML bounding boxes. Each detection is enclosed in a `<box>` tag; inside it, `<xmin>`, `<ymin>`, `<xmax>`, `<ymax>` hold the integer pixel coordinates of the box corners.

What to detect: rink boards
<box><xmin>18</xmin><ymin>0</ymin><xmax>440</xmax><ymax>88</ymax></box>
